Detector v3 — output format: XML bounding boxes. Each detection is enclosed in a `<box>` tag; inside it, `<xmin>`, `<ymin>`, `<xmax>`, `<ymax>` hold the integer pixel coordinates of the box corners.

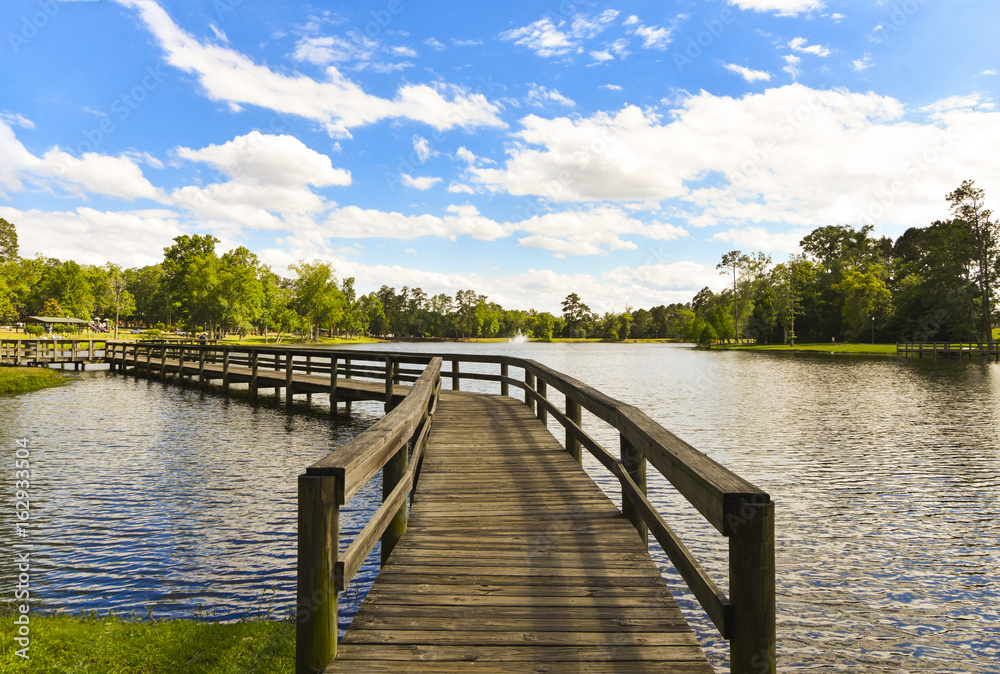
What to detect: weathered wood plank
<box><xmin>327</xmin><ymin>393</ymin><xmax>711</xmax><ymax>672</ymax></box>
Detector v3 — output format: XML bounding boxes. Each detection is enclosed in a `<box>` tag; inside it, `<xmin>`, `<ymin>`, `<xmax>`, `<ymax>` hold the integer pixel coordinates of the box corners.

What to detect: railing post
<box><xmin>384</xmin><ymin>356</ymin><xmax>395</xmax><ymax>412</ymax></box>
<box><xmin>729</xmin><ymin>500</ymin><xmax>776</xmax><ymax>674</ymax></box>
<box><xmin>524</xmin><ymin>371</ymin><xmax>536</xmax><ymax>414</ymax></box>
<box><xmin>178</xmin><ymin>346</ymin><xmax>187</xmax><ymax>379</ymax></box>
<box><xmin>286</xmin><ymin>350</ymin><xmax>295</xmax><ymax>409</ymax></box>
<box><xmin>381</xmin><ymin>442</ymin><xmax>407</xmax><ymax>565</ymax></box>
<box><xmin>198</xmin><ymin>347</ymin><xmax>206</xmax><ymax>386</ymax></box>
<box><xmin>620</xmin><ymin>434</ymin><xmax>648</xmax><ymax>548</ymax></box>
<box><xmin>329</xmin><ymin>356</ymin><xmax>339</xmax><ymax>415</ymax></box>
<box><xmin>159</xmin><ymin>345</ymin><xmax>167</xmax><ymax>381</ymax></box>
<box><xmin>250</xmin><ymin>351</ymin><xmax>260</xmax><ymax>401</ymax></box>
<box><xmin>566</xmin><ymin>398</ymin><xmax>582</xmax><ymax>465</ymax></box>
<box><xmin>451</xmin><ymin>358</ymin><xmax>459</xmax><ymax>391</ymax></box>
<box><xmin>222</xmin><ymin>349</ymin><xmax>231</xmax><ymax>391</ymax></box>
<box><xmin>343</xmin><ymin>359</ymin><xmax>352</xmax><ymax>415</ymax></box>
<box><xmin>500</xmin><ymin>361</ymin><xmax>509</xmax><ymax>397</ymax></box>
<box><xmin>296</xmin><ymin>474</ymin><xmax>340</xmax><ymax>674</ymax></box>
<box><xmin>536</xmin><ymin>379</ymin><xmax>547</xmax><ymax>425</ymax></box>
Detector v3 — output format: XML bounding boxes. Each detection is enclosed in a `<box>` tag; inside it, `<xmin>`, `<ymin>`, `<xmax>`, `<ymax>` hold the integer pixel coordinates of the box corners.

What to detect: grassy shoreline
<box><xmin>706</xmin><ymin>342</ymin><xmax>898</xmax><ymax>355</ymax></box>
<box><xmin>0</xmin><ymin>367</ymin><xmax>69</xmax><ymax>395</ymax></box>
<box><xmin>0</xmin><ymin>612</ymin><xmax>294</xmax><ymax>673</ymax></box>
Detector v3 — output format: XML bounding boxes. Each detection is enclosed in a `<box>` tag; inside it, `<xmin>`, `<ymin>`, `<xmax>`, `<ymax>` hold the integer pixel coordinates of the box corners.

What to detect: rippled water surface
<box><xmin>2</xmin><ymin>344</ymin><xmax>998</xmax><ymax>672</ymax></box>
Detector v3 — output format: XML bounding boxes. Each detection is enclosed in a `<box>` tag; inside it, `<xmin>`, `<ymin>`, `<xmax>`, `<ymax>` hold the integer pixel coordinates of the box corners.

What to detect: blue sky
<box><xmin>2</xmin><ymin>0</ymin><xmax>998</xmax><ymax>313</ymax></box>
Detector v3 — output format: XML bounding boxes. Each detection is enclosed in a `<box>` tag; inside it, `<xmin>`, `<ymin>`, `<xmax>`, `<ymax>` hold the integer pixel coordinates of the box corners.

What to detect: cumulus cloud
<box><xmin>114</xmin><ymin>0</ymin><xmax>503</xmax><ymax>137</ymax></box>
<box><xmin>2</xmin><ymin>205</ymin><xmax>184</xmax><ymax>267</ymax></box>
<box><xmin>788</xmin><ymin>37</ymin><xmax>831</xmax><ymax>57</ymax></box>
<box><xmin>500</xmin><ymin>10</ymin><xmax>619</xmax><ymax>58</ymax></box>
<box><xmin>464</xmin><ymin>84</ymin><xmax>1000</xmax><ymax>232</ymax></box>
<box><xmin>728</xmin><ymin>0</ymin><xmax>825</xmax><ymax>17</ymax></box>
<box><xmin>0</xmin><ymin>119</ymin><xmax>161</xmax><ymax>201</ymax></box>
<box><xmin>401</xmin><ymin>174</ymin><xmax>442</xmax><ymax>190</ymax></box>
<box><xmin>724</xmin><ymin>63</ymin><xmax>773</xmax><ymax>83</ymax></box>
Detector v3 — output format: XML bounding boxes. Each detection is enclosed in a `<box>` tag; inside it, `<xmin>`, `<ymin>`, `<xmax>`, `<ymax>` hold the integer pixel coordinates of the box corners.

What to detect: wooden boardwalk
<box><xmin>326</xmin><ymin>392</ymin><xmax>713</xmax><ymax>672</ymax></box>
<box><xmin>105</xmin><ymin>342</ymin><xmax>773</xmax><ymax>673</ymax></box>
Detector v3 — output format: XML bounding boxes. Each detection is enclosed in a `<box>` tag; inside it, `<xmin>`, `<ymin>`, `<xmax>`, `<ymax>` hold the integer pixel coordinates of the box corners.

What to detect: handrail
<box><xmin>295</xmin><ymin>357</ymin><xmax>442</xmax><ymax>674</ymax></box>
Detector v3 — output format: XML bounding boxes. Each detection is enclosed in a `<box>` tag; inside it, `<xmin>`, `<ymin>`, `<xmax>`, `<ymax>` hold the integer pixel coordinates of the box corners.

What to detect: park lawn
<box><xmin>0</xmin><ymin>367</ymin><xmax>68</xmax><ymax>395</ymax></box>
<box><xmin>219</xmin><ymin>334</ymin><xmax>381</xmax><ymax>346</ymax></box>
<box><xmin>712</xmin><ymin>342</ymin><xmax>898</xmax><ymax>355</ymax></box>
<box><xmin>0</xmin><ymin>612</ymin><xmax>294</xmax><ymax>673</ymax></box>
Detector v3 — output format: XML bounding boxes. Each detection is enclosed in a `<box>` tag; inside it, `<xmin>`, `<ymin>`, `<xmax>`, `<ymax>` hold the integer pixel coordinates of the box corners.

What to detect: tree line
<box><xmin>688</xmin><ymin>180</ymin><xmax>999</xmax><ymax>350</ymax></box>
<box><xmin>1</xmin><ymin>180</ymin><xmax>995</xmax><ymax>345</ymax></box>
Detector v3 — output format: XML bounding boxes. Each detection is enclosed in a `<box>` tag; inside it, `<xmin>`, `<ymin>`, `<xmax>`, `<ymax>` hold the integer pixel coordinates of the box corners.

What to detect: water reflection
<box><xmin>0</xmin><ymin>371</ymin><xmax>381</xmax><ymax>630</ymax></box>
<box><xmin>2</xmin><ymin>345</ymin><xmax>998</xmax><ymax>672</ymax></box>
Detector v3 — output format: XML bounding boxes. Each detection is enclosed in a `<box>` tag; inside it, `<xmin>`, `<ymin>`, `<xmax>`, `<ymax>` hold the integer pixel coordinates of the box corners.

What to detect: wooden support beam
<box><xmin>500</xmin><ymin>362</ymin><xmax>509</xmax><ymax>397</ymax></box>
<box><xmin>621</xmin><ymin>433</ymin><xmax>648</xmax><ymax>548</ymax></box>
<box><xmin>296</xmin><ymin>474</ymin><xmax>340</xmax><ymax>674</ymax></box>
<box><xmin>566</xmin><ymin>398</ymin><xmax>582</xmax><ymax>465</ymax></box>
<box><xmin>286</xmin><ymin>351</ymin><xmax>295</xmax><ymax>409</ymax></box>
<box><xmin>729</xmin><ymin>501</ymin><xmax>776</xmax><ymax>674</ymax></box>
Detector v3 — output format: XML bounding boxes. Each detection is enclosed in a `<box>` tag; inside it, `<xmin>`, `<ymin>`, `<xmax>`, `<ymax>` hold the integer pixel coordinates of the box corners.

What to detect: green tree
<box><xmin>101</xmin><ymin>263</ymin><xmax>136</xmax><ymax>339</ymax></box>
<box><xmin>290</xmin><ymin>260</ymin><xmax>343</xmax><ymax>340</ymax></box>
<box><xmin>0</xmin><ymin>218</ymin><xmax>18</xmax><ymax>263</ymax></box>
<box><xmin>218</xmin><ymin>247</ymin><xmax>264</xmax><ymax>339</ymax></box>
<box><xmin>561</xmin><ymin>293</ymin><xmax>591</xmax><ymax>338</ymax></box>
<box><xmin>832</xmin><ymin>265</ymin><xmax>892</xmax><ymax>341</ymax></box>
<box><xmin>946</xmin><ymin>180</ymin><xmax>998</xmax><ymax>352</ymax></box>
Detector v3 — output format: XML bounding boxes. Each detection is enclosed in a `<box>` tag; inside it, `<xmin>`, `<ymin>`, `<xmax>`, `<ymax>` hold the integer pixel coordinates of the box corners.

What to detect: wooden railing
<box><xmin>897</xmin><ymin>342</ymin><xmax>998</xmax><ymax>360</ymax></box>
<box><xmin>295</xmin><ymin>357</ymin><xmax>442</xmax><ymax>673</ymax></box>
<box><xmin>292</xmin><ymin>349</ymin><xmax>775</xmax><ymax>673</ymax></box>
<box><xmin>0</xmin><ymin>339</ymin><xmax>108</xmax><ymax>366</ymax></box>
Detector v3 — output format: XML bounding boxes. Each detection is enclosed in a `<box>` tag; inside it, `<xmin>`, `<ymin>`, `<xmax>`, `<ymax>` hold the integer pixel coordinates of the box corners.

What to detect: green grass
<box><xmin>0</xmin><ymin>612</ymin><xmax>294</xmax><ymax>673</ymax></box>
<box><xmin>709</xmin><ymin>342</ymin><xmax>898</xmax><ymax>355</ymax></box>
<box><xmin>219</xmin><ymin>334</ymin><xmax>381</xmax><ymax>346</ymax></box>
<box><xmin>0</xmin><ymin>367</ymin><xmax>68</xmax><ymax>395</ymax></box>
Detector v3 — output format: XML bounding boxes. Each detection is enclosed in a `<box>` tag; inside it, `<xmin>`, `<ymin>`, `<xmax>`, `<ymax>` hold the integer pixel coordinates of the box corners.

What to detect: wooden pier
<box><xmin>0</xmin><ymin>338</ymin><xmax>108</xmax><ymax>369</ymax></box>
<box><xmin>106</xmin><ymin>342</ymin><xmax>775</xmax><ymax>673</ymax></box>
<box><xmin>897</xmin><ymin>341</ymin><xmax>1000</xmax><ymax>360</ymax></box>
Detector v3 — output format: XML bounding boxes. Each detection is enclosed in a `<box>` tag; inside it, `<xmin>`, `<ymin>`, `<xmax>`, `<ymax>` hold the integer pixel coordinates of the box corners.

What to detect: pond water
<box><xmin>2</xmin><ymin>343</ymin><xmax>998</xmax><ymax>672</ymax></box>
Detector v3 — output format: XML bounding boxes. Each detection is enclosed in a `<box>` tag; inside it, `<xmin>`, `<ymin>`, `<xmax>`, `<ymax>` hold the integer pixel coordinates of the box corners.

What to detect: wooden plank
<box><xmin>329</xmin><ymin>393</ymin><xmax>712</xmax><ymax>672</ymax></box>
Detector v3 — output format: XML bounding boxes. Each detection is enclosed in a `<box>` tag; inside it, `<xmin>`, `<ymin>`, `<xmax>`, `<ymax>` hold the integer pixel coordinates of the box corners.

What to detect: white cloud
<box><xmin>322</xmin><ymin>204</ymin><xmax>509</xmax><ymax>241</ymax></box>
<box><xmin>464</xmin><ymin>84</ymin><xmax>1000</xmax><ymax>233</ymax></box>
<box><xmin>115</xmin><ymin>0</ymin><xmax>503</xmax><ymax>137</ymax></box>
<box><xmin>412</xmin><ymin>136</ymin><xmax>436</xmax><ymax>162</ymax></box>
<box><xmin>401</xmin><ymin>174</ymin><xmax>442</xmax><ymax>190</ymax></box>
<box><xmin>500</xmin><ymin>10</ymin><xmax>620</xmax><ymax>58</ymax></box>
<box><xmin>724</xmin><ymin>63</ymin><xmax>773</xmax><ymax>83</ymax></box>
<box><xmin>630</xmin><ymin>22</ymin><xmax>675</xmax><ymax>50</ymax></box>
<box><xmin>788</xmin><ymin>37</ymin><xmax>831</xmax><ymax>57</ymax></box>
<box><xmin>175</xmin><ymin>132</ymin><xmax>350</xmax><ymax>187</ymax></box>
<box><xmin>292</xmin><ymin>34</ymin><xmax>376</xmax><ymax>66</ymax></box>
<box><xmin>500</xmin><ymin>17</ymin><xmax>575</xmax><ymax>58</ymax></box>
<box><xmin>712</xmin><ymin>226</ymin><xmax>809</xmax><ymax>254</ymax></box>
<box><xmin>2</xmin><ymin>205</ymin><xmax>183</xmax><ymax>267</ymax></box>
<box><xmin>851</xmin><ymin>54</ymin><xmax>874</xmax><ymax>73</ymax></box>
<box><xmin>0</xmin><ymin>112</ymin><xmax>35</xmax><ymax>130</ymax></box>
<box><xmin>590</xmin><ymin>50</ymin><xmax>614</xmax><ymax>63</ymax></box>
<box><xmin>526</xmin><ymin>83</ymin><xmax>575</xmax><ymax>108</ymax></box>
<box><xmin>728</xmin><ymin>0</ymin><xmax>825</xmax><ymax>17</ymax></box>
<box><xmin>602</xmin><ymin>84</ymin><xmax>623</xmax><ymax>91</ymax></box>
<box><xmin>783</xmin><ymin>54</ymin><xmax>801</xmax><ymax>78</ymax></box>
<box><xmin>0</xmin><ymin>119</ymin><xmax>161</xmax><ymax>201</ymax></box>
<box><xmin>424</xmin><ymin>37</ymin><xmax>445</xmax><ymax>50</ymax></box>
<box><xmin>516</xmin><ymin>207</ymin><xmax>687</xmax><ymax>257</ymax></box>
